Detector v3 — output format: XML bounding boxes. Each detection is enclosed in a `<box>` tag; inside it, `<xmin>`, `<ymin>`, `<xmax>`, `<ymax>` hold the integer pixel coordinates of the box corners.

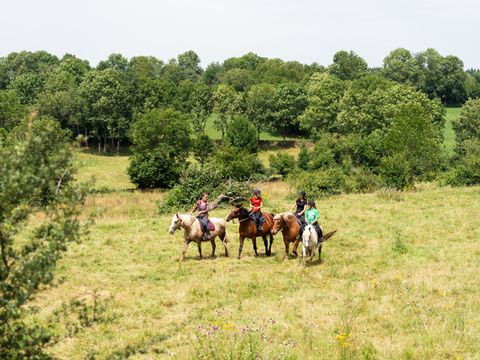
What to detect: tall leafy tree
<box><xmin>0</xmin><ymin>90</ymin><xmax>26</xmax><ymax>130</ymax></box>
<box><xmin>245</xmin><ymin>83</ymin><xmax>276</xmax><ymax>140</ymax></box>
<box><xmin>329</xmin><ymin>50</ymin><xmax>368</xmax><ymax>80</ymax></box>
<box><xmin>128</xmin><ymin>108</ymin><xmax>191</xmax><ymax>188</ymax></box>
<box><xmin>212</xmin><ymin>84</ymin><xmax>241</xmax><ymax>138</ymax></box>
<box><xmin>383</xmin><ymin>48</ymin><xmax>423</xmax><ymax>86</ymax></box>
<box><xmin>271</xmin><ymin>82</ymin><xmax>307</xmax><ymax>141</ymax></box>
<box><xmin>0</xmin><ymin>120</ymin><xmax>88</xmax><ymax>358</ymax></box>
<box><xmin>300</xmin><ymin>72</ymin><xmax>347</xmax><ymax>134</ymax></box>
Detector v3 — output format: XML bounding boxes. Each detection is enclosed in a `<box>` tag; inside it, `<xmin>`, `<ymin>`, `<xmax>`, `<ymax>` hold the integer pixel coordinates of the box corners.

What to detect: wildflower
<box><xmin>336</xmin><ymin>332</ymin><xmax>350</xmax><ymax>347</ymax></box>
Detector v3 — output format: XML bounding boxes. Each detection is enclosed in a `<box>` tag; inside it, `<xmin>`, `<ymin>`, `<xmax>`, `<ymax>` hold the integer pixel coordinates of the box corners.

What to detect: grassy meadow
<box><xmin>31</xmin><ymin>144</ymin><xmax>480</xmax><ymax>359</ymax></box>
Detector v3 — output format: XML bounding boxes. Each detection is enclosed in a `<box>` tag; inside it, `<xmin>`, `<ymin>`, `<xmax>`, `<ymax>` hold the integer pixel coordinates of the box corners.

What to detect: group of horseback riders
<box><xmin>191</xmin><ymin>189</ymin><xmax>323</xmax><ymax>241</ymax></box>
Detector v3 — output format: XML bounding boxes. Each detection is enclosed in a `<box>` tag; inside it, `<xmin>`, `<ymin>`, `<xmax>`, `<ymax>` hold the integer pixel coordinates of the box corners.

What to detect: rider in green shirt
<box><xmin>304</xmin><ymin>200</ymin><xmax>323</xmax><ymax>239</ymax></box>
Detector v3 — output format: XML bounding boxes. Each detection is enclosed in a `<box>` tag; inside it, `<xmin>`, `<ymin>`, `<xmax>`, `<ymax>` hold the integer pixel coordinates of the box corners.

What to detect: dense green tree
<box><xmin>245</xmin><ymin>83</ymin><xmax>276</xmax><ymax>140</ymax></box>
<box><xmin>452</xmin><ymin>98</ymin><xmax>480</xmax><ymax>146</ymax></box>
<box><xmin>212</xmin><ymin>84</ymin><xmax>241</xmax><ymax>138</ymax></box>
<box><xmin>225</xmin><ymin>115</ymin><xmax>258</xmax><ymax>153</ymax></box>
<box><xmin>211</xmin><ymin>146</ymin><xmax>264</xmax><ymax>181</ymax></box>
<box><xmin>255</xmin><ymin>59</ymin><xmax>307</xmax><ymax>84</ymax></box>
<box><xmin>220</xmin><ymin>68</ymin><xmax>255</xmax><ymax>92</ymax></box>
<box><xmin>0</xmin><ymin>90</ymin><xmax>26</xmax><ymax>130</ymax></box>
<box><xmin>300</xmin><ymin>72</ymin><xmax>347</xmax><ymax>134</ymax></box>
<box><xmin>329</xmin><ymin>50</ymin><xmax>368</xmax><ymax>80</ymax></box>
<box><xmin>271</xmin><ymin>81</ymin><xmax>307</xmax><ymax>141</ymax></box>
<box><xmin>383</xmin><ymin>103</ymin><xmax>444</xmax><ymax>178</ymax></box>
<box><xmin>437</xmin><ymin>55</ymin><xmax>467</xmax><ymax>105</ymax></box>
<box><xmin>193</xmin><ymin>134</ymin><xmax>214</xmax><ymax>165</ymax></box>
<box><xmin>97</xmin><ymin>53</ymin><xmax>130</xmax><ymax>72</ymax></box>
<box><xmin>383</xmin><ymin>48</ymin><xmax>423</xmax><ymax>86</ymax></box>
<box><xmin>128</xmin><ymin>109</ymin><xmax>191</xmax><ymax>188</ymax></box>
<box><xmin>337</xmin><ymin>77</ymin><xmax>445</xmax><ymax>136</ymax></box>
<box><xmin>203</xmin><ymin>62</ymin><xmax>224</xmax><ymax>86</ymax></box>
<box><xmin>0</xmin><ymin>125</ymin><xmax>87</xmax><ymax>358</ymax></box>
<box><xmin>79</xmin><ymin>68</ymin><xmax>133</xmax><ymax>152</ymax></box>
<box><xmin>223</xmin><ymin>52</ymin><xmax>266</xmax><ymax>71</ymax></box>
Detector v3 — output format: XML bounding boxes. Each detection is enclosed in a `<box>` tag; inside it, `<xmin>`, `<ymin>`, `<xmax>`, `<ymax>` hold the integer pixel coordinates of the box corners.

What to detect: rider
<box><xmin>291</xmin><ymin>190</ymin><xmax>307</xmax><ymax>225</ymax></box>
<box><xmin>304</xmin><ymin>200</ymin><xmax>323</xmax><ymax>239</ymax></box>
<box><xmin>249</xmin><ymin>189</ymin><xmax>264</xmax><ymax>233</ymax></box>
<box><xmin>291</xmin><ymin>191</ymin><xmax>308</xmax><ymax>240</ymax></box>
<box><xmin>191</xmin><ymin>192</ymin><xmax>210</xmax><ymax>240</ymax></box>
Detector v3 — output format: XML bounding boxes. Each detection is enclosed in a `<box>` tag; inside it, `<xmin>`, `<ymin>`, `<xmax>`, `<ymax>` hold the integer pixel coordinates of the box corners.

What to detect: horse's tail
<box><xmin>322</xmin><ymin>230</ymin><xmax>338</xmax><ymax>241</ymax></box>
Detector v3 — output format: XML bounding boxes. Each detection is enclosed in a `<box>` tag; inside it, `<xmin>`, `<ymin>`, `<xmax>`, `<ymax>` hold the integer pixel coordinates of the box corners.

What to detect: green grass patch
<box><xmin>444</xmin><ymin>107</ymin><xmax>460</xmax><ymax>155</ymax></box>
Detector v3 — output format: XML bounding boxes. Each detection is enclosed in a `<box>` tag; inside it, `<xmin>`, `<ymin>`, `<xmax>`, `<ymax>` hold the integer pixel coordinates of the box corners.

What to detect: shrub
<box><xmin>444</xmin><ymin>139</ymin><xmax>480</xmax><ymax>186</ymax></box>
<box><xmin>452</xmin><ymin>98</ymin><xmax>480</xmax><ymax>146</ymax></box>
<box><xmin>269</xmin><ymin>152</ymin><xmax>296</xmax><ymax>175</ymax></box>
<box><xmin>288</xmin><ymin>167</ymin><xmax>349</xmax><ymax>198</ymax></box>
<box><xmin>193</xmin><ymin>133</ymin><xmax>214</xmax><ymax>165</ymax></box>
<box><xmin>379</xmin><ymin>152</ymin><xmax>413</xmax><ymax>190</ymax></box>
<box><xmin>128</xmin><ymin>148</ymin><xmax>184</xmax><ymax>189</ymax></box>
<box><xmin>212</xmin><ymin>146</ymin><xmax>264</xmax><ymax>181</ymax></box>
<box><xmin>127</xmin><ymin>108</ymin><xmax>191</xmax><ymax>189</ymax></box>
<box><xmin>226</xmin><ymin>115</ymin><xmax>258</xmax><ymax>153</ymax></box>
<box><xmin>297</xmin><ymin>143</ymin><xmax>309</xmax><ymax>170</ymax></box>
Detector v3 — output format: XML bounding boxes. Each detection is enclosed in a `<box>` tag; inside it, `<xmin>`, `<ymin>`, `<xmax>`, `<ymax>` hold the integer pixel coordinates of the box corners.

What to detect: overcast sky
<box><xmin>1</xmin><ymin>0</ymin><xmax>478</xmax><ymax>68</ymax></box>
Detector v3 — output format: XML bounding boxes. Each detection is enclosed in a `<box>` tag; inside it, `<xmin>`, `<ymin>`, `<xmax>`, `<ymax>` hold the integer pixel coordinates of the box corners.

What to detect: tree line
<box><xmin>1</xmin><ymin>48</ymin><xmax>478</xmax><ymax>149</ymax></box>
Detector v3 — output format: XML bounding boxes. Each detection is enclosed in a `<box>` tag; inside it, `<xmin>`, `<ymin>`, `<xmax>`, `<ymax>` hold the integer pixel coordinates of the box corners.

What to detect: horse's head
<box><xmin>271</xmin><ymin>213</ymin><xmax>285</xmax><ymax>235</ymax></box>
<box><xmin>226</xmin><ymin>204</ymin><xmax>243</xmax><ymax>222</ymax></box>
<box><xmin>168</xmin><ymin>213</ymin><xmax>183</xmax><ymax>234</ymax></box>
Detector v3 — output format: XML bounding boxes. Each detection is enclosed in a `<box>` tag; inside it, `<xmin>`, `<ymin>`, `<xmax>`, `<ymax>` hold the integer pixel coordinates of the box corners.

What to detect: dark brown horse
<box><xmin>226</xmin><ymin>205</ymin><xmax>275</xmax><ymax>259</ymax></box>
<box><xmin>271</xmin><ymin>212</ymin><xmax>301</xmax><ymax>259</ymax></box>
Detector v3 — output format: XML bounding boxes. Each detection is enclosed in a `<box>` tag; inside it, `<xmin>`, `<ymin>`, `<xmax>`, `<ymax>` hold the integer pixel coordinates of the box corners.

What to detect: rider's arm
<box><xmin>312</xmin><ymin>210</ymin><xmax>319</xmax><ymax>223</ymax></box>
<box><xmin>298</xmin><ymin>205</ymin><xmax>307</xmax><ymax>216</ymax></box>
<box><xmin>198</xmin><ymin>203</ymin><xmax>209</xmax><ymax>216</ymax></box>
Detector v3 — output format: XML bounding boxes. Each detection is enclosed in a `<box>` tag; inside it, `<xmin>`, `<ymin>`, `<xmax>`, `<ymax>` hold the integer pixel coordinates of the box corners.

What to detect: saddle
<box><xmin>206</xmin><ymin>220</ymin><xmax>215</xmax><ymax>231</ymax></box>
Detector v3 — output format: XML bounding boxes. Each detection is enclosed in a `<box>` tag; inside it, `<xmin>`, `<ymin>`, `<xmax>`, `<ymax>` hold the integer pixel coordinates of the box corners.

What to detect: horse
<box><xmin>226</xmin><ymin>205</ymin><xmax>275</xmax><ymax>259</ymax></box>
<box><xmin>168</xmin><ymin>213</ymin><xmax>229</xmax><ymax>261</ymax></box>
<box><xmin>271</xmin><ymin>212</ymin><xmax>301</xmax><ymax>259</ymax></box>
<box><xmin>302</xmin><ymin>225</ymin><xmax>337</xmax><ymax>263</ymax></box>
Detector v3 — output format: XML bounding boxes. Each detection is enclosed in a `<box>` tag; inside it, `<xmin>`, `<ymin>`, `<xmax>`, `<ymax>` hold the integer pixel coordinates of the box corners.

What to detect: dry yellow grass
<box><xmin>30</xmin><ymin>153</ymin><xmax>480</xmax><ymax>359</ymax></box>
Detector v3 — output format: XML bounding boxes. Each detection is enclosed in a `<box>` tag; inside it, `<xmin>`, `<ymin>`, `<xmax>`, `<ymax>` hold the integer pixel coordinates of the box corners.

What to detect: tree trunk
<box><xmin>117</xmin><ymin>139</ymin><xmax>120</xmax><ymax>153</ymax></box>
<box><xmin>98</xmin><ymin>136</ymin><xmax>101</xmax><ymax>153</ymax></box>
<box><xmin>103</xmin><ymin>133</ymin><xmax>107</xmax><ymax>153</ymax></box>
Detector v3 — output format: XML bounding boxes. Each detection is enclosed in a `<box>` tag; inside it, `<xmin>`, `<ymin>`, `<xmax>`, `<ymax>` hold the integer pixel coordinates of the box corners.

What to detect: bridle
<box><xmin>175</xmin><ymin>214</ymin><xmax>196</xmax><ymax>230</ymax></box>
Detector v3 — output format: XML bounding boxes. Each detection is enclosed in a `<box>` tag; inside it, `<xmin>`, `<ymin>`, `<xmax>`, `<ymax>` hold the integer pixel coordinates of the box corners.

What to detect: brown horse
<box><xmin>271</xmin><ymin>212</ymin><xmax>302</xmax><ymax>259</ymax></box>
<box><xmin>226</xmin><ymin>205</ymin><xmax>275</xmax><ymax>259</ymax></box>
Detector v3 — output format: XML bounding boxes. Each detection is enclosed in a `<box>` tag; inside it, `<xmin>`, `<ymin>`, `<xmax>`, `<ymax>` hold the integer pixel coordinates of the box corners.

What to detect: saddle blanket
<box><xmin>207</xmin><ymin>221</ymin><xmax>216</xmax><ymax>231</ymax></box>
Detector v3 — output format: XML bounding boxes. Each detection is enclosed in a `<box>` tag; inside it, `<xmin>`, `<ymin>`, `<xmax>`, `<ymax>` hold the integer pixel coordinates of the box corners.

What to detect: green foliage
<box><xmin>128</xmin><ymin>109</ymin><xmax>191</xmax><ymax>189</ymax></box>
<box><xmin>300</xmin><ymin>72</ymin><xmax>347</xmax><ymax>134</ymax></box>
<box><xmin>245</xmin><ymin>83</ymin><xmax>276</xmax><ymax>138</ymax></box>
<box><xmin>212</xmin><ymin>84</ymin><xmax>241</xmax><ymax>138</ymax></box>
<box><xmin>269</xmin><ymin>152</ymin><xmax>296</xmax><ymax>176</ymax></box>
<box><xmin>0</xmin><ymin>90</ymin><xmax>26</xmax><ymax>131</ymax></box>
<box><xmin>225</xmin><ymin>116</ymin><xmax>258</xmax><ymax>153</ymax></box>
<box><xmin>329</xmin><ymin>50</ymin><xmax>368</xmax><ymax>80</ymax></box>
<box><xmin>452</xmin><ymin>98</ymin><xmax>480</xmax><ymax>146</ymax></box>
<box><xmin>444</xmin><ymin>139</ymin><xmax>480</xmax><ymax>186</ymax></box>
<box><xmin>288</xmin><ymin>167</ymin><xmax>349</xmax><ymax>197</ymax></box>
<box><xmin>383</xmin><ymin>103</ymin><xmax>444</xmax><ymax>179</ymax></box>
<box><xmin>271</xmin><ymin>82</ymin><xmax>307</xmax><ymax>140</ymax></box>
<box><xmin>193</xmin><ymin>134</ymin><xmax>214</xmax><ymax>165</ymax></box>
<box><xmin>159</xmin><ymin>164</ymin><xmax>251</xmax><ymax>213</ymax></box>
<box><xmin>379</xmin><ymin>152</ymin><xmax>413</xmax><ymax>190</ymax></box>
<box><xmin>212</xmin><ymin>146</ymin><xmax>264</xmax><ymax>181</ymax></box>
<box><xmin>297</xmin><ymin>144</ymin><xmax>309</xmax><ymax>170</ymax></box>
<box><xmin>0</xmin><ymin>128</ymin><xmax>88</xmax><ymax>358</ymax></box>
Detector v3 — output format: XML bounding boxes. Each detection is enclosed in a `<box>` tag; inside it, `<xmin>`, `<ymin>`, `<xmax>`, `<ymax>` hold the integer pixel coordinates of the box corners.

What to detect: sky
<box><xmin>1</xmin><ymin>0</ymin><xmax>479</xmax><ymax>68</ymax></box>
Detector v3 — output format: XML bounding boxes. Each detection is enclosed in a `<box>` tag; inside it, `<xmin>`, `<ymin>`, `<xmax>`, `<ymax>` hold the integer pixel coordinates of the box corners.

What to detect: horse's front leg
<box><xmin>197</xmin><ymin>241</ymin><xmax>203</xmax><ymax>259</ymax></box>
<box><xmin>252</xmin><ymin>237</ymin><xmax>258</xmax><ymax>256</ymax></box>
<box><xmin>318</xmin><ymin>244</ymin><xmax>322</xmax><ymax>263</ymax></box>
<box><xmin>292</xmin><ymin>239</ymin><xmax>300</xmax><ymax>257</ymax></box>
<box><xmin>261</xmin><ymin>235</ymin><xmax>268</xmax><ymax>256</ymax></box>
<box><xmin>237</xmin><ymin>236</ymin><xmax>245</xmax><ymax>260</ymax></box>
<box><xmin>268</xmin><ymin>233</ymin><xmax>273</xmax><ymax>256</ymax></box>
<box><xmin>283</xmin><ymin>238</ymin><xmax>290</xmax><ymax>260</ymax></box>
<box><xmin>210</xmin><ymin>238</ymin><xmax>216</xmax><ymax>257</ymax></box>
<box><xmin>180</xmin><ymin>240</ymin><xmax>190</xmax><ymax>262</ymax></box>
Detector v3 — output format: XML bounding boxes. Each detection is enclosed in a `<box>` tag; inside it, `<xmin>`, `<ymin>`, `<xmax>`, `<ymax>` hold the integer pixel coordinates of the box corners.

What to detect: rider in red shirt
<box><xmin>249</xmin><ymin>189</ymin><xmax>264</xmax><ymax>233</ymax></box>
